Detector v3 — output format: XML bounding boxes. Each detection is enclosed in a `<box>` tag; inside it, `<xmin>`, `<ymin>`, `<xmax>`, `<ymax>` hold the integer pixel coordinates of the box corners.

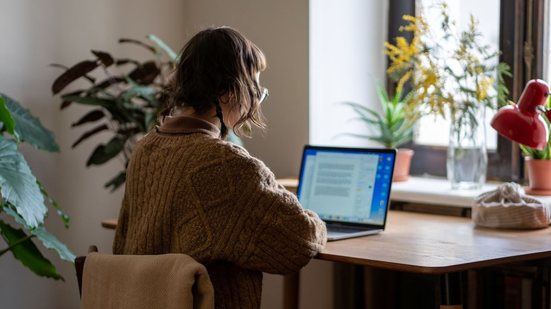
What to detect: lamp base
<box><xmin>524</xmin><ymin>186</ymin><xmax>551</xmax><ymax>196</ymax></box>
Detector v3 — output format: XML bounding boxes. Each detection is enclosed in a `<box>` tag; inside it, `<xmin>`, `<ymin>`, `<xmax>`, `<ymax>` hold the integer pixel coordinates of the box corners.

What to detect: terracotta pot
<box><xmin>393</xmin><ymin>148</ymin><xmax>414</xmax><ymax>182</ymax></box>
<box><xmin>525</xmin><ymin>157</ymin><xmax>551</xmax><ymax>195</ymax></box>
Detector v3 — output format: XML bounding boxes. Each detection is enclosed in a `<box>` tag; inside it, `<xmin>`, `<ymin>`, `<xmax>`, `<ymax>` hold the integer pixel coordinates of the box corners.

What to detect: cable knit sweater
<box><xmin>113</xmin><ymin>116</ymin><xmax>327</xmax><ymax>309</ymax></box>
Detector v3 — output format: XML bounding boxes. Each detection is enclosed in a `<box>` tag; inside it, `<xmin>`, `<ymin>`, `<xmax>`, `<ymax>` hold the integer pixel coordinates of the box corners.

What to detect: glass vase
<box><xmin>446</xmin><ymin>107</ymin><xmax>488</xmax><ymax>190</ymax></box>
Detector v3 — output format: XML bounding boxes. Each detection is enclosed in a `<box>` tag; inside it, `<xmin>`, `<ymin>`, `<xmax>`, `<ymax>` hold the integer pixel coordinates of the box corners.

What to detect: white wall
<box><xmin>310</xmin><ymin>0</ymin><xmax>389</xmax><ymax>147</ymax></box>
<box><xmin>0</xmin><ymin>1</ymin><xmax>186</xmax><ymax>308</ymax></box>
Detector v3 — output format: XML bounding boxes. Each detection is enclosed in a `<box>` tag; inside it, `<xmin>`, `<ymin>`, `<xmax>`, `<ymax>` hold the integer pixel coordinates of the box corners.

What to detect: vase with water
<box><xmin>447</xmin><ymin>106</ymin><xmax>487</xmax><ymax>190</ymax></box>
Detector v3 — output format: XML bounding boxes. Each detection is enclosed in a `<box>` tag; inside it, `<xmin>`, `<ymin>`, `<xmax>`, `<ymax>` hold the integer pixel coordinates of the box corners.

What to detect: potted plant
<box><xmin>51</xmin><ymin>35</ymin><xmax>243</xmax><ymax>192</ymax></box>
<box><xmin>519</xmin><ymin>96</ymin><xmax>551</xmax><ymax>195</ymax></box>
<box><xmin>0</xmin><ymin>93</ymin><xmax>74</xmax><ymax>280</ymax></box>
<box><xmin>345</xmin><ymin>83</ymin><xmax>416</xmax><ymax>181</ymax></box>
<box><xmin>384</xmin><ymin>3</ymin><xmax>511</xmax><ymax>189</ymax></box>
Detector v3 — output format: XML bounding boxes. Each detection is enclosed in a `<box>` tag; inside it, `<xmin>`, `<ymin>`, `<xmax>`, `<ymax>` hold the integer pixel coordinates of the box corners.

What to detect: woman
<box><xmin>113</xmin><ymin>26</ymin><xmax>327</xmax><ymax>308</ymax></box>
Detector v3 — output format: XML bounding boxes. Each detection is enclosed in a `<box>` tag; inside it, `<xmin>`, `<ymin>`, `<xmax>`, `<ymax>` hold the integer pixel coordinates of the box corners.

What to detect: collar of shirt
<box><xmin>156</xmin><ymin>116</ymin><xmax>220</xmax><ymax>138</ymax></box>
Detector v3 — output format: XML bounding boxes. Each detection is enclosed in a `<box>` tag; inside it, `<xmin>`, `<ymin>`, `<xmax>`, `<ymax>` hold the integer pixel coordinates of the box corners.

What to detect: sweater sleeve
<box><xmin>227</xmin><ymin>154</ymin><xmax>327</xmax><ymax>275</ymax></box>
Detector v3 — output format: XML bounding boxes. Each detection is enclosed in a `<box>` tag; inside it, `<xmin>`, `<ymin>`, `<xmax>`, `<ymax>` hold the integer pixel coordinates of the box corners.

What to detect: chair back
<box><xmin>74</xmin><ymin>247</ymin><xmax>214</xmax><ymax>309</ymax></box>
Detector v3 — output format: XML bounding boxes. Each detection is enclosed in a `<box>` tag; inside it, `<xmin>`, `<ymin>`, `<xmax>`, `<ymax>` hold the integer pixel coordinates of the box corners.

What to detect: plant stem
<box><xmin>0</xmin><ymin>234</ymin><xmax>35</xmax><ymax>257</ymax></box>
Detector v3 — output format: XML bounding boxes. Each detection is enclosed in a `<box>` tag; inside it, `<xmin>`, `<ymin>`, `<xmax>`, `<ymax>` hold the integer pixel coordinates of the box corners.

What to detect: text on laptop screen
<box><xmin>297</xmin><ymin>148</ymin><xmax>394</xmax><ymax>225</ymax></box>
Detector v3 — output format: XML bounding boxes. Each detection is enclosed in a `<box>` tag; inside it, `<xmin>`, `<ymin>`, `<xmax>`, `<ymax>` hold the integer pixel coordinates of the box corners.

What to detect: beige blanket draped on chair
<box><xmin>80</xmin><ymin>253</ymin><xmax>214</xmax><ymax>309</ymax></box>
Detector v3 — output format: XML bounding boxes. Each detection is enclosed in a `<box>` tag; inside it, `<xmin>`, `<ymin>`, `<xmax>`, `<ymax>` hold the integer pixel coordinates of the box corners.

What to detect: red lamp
<box><xmin>491</xmin><ymin>79</ymin><xmax>551</xmax><ymax>149</ymax></box>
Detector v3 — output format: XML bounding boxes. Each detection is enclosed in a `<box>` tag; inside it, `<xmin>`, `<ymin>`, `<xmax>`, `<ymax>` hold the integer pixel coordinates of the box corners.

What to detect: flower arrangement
<box><xmin>384</xmin><ymin>3</ymin><xmax>511</xmax><ymax>126</ymax></box>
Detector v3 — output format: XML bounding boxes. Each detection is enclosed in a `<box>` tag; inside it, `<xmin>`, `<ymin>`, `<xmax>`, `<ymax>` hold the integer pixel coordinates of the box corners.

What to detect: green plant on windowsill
<box><xmin>0</xmin><ymin>93</ymin><xmax>74</xmax><ymax>280</ymax></box>
<box><xmin>51</xmin><ymin>35</ymin><xmax>243</xmax><ymax>192</ymax></box>
<box><xmin>344</xmin><ymin>83</ymin><xmax>416</xmax><ymax>149</ymax></box>
<box><xmin>519</xmin><ymin>97</ymin><xmax>551</xmax><ymax>160</ymax></box>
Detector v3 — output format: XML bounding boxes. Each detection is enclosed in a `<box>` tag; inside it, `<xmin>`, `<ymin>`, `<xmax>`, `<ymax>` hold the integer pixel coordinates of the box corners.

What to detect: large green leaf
<box><xmin>2</xmin><ymin>94</ymin><xmax>60</xmax><ymax>152</ymax></box>
<box><xmin>0</xmin><ymin>136</ymin><xmax>46</xmax><ymax>228</ymax></box>
<box><xmin>4</xmin><ymin>207</ymin><xmax>75</xmax><ymax>262</ymax></box>
<box><xmin>0</xmin><ymin>96</ymin><xmax>15</xmax><ymax>135</ymax></box>
<box><xmin>0</xmin><ymin>220</ymin><xmax>62</xmax><ymax>280</ymax></box>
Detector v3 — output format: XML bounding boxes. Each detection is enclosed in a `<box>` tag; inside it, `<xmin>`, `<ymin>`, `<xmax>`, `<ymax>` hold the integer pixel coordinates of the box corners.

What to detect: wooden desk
<box><xmin>320</xmin><ymin>210</ymin><xmax>551</xmax><ymax>273</ymax></box>
<box><xmin>318</xmin><ymin>210</ymin><xmax>551</xmax><ymax>308</ymax></box>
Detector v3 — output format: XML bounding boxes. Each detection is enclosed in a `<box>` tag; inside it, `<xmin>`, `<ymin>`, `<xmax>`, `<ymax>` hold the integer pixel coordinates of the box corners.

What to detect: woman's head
<box><xmin>165</xmin><ymin>26</ymin><xmax>267</xmax><ymax>138</ymax></box>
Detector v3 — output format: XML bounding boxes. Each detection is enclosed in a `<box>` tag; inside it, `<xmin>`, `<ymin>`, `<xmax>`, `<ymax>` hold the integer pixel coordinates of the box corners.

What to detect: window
<box><xmin>389</xmin><ymin>0</ymin><xmax>540</xmax><ymax>181</ymax></box>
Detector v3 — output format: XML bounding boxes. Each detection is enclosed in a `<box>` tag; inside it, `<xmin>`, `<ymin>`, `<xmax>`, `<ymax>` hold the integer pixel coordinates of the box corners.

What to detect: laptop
<box><xmin>296</xmin><ymin>145</ymin><xmax>396</xmax><ymax>241</ymax></box>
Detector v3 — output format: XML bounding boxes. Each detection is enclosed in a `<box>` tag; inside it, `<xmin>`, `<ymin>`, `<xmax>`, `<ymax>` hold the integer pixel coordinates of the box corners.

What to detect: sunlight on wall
<box><xmin>309</xmin><ymin>0</ymin><xmax>389</xmax><ymax>147</ymax></box>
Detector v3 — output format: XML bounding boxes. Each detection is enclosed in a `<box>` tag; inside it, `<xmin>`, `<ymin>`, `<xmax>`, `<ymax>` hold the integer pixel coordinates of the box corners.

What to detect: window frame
<box><xmin>387</xmin><ymin>0</ymin><xmax>545</xmax><ymax>182</ymax></box>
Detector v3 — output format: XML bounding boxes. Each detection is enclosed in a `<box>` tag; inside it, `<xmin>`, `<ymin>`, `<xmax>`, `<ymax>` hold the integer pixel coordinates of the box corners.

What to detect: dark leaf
<box><xmin>92</xmin><ymin>77</ymin><xmax>126</xmax><ymax>91</ymax></box>
<box><xmin>60</xmin><ymin>101</ymin><xmax>71</xmax><ymax>109</ymax></box>
<box><xmin>86</xmin><ymin>136</ymin><xmax>126</xmax><ymax>166</ymax></box>
<box><xmin>51</xmin><ymin>60</ymin><xmax>98</xmax><ymax>95</ymax></box>
<box><xmin>128</xmin><ymin>61</ymin><xmax>160</xmax><ymax>85</ymax></box>
<box><xmin>72</xmin><ymin>124</ymin><xmax>109</xmax><ymax>148</ymax></box>
<box><xmin>104</xmin><ymin>171</ymin><xmax>126</xmax><ymax>192</ymax></box>
<box><xmin>71</xmin><ymin>110</ymin><xmax>105</xmax><ymax>127</ymax></box>
<box><xmin>50</xmin><ymin>64</ymin><xmax>95</xmax><ymax>84</ymax></box>
<box><xmin>118</xmin><ymin>38</ymin><xmax>157</xmax><ymax>54</ymax></box>
<box><xmin>2</xmin><ymin>94</ymin><xmax>59</xmax><ymax>152</ymax></box>
<box><xmin>115</xmin><ymin>59</ymin><xmax>140</xmax><ymax>66</ymax></box>
<box><xmin>61</xmin><ymin>94</ymin><xmax>114</xmax><ymax>106</ymax></box>
<box><xmin>0</xmin><ymin>220</ymin><xmax>63</xmax><ymax>280</ymax></box>
<box><xmin>91</xmin><ymin>50</ymin><xmax>114</xmax><ymax>67</ymax></box>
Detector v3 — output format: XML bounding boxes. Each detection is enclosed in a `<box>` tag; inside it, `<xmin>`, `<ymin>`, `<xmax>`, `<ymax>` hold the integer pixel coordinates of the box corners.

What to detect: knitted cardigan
<box><xmin>113</xmin><ymin>116</ymin><xmax>327</xmax><ymax>309</ymax></box>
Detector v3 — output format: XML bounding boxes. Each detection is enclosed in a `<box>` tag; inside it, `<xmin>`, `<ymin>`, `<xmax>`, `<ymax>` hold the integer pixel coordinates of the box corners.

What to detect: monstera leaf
<box><xmin>1</xmin><ymin>94</ymin><xmax>59</xmax><ymax>152</ymax></box>
<box><xmin>0</xmin><ymin>136</ymin><xmax>46</xmax><ymax>228</ymax></box>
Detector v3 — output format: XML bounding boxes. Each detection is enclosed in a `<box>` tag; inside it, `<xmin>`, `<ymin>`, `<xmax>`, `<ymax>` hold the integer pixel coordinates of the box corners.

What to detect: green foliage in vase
<box><xmin>52</xmin><ymin>35</ymin><xmax>243</xmax><ymax>192</ymax></box>
<box><xmin>344</xmin><ymin>83</ymin><xmax>415</xmax><ymax>149</ymax></box>
<box><xmin>0</xmin><ymin>93</ymin><xmax>74</xmax><ymax>280</ymax></box>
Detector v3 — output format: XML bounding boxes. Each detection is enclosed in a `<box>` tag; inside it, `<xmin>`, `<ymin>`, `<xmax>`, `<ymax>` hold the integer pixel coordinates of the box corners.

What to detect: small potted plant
<box><xmin>519</xmin><ymin>96</ymin><xmax>551</xmax><ymax>195</ymax></box>
<box><xmin>345</xmin><ymin>83</ymin><xmax>416</xmax><ymax>181</ymax></box>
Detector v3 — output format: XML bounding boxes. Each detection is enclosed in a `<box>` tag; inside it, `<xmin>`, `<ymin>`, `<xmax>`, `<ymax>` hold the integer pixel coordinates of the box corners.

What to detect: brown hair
<box><xmin>164</xmin><ymin>26</ymin><xmax>267</xmax><ymax>138</ymax></box>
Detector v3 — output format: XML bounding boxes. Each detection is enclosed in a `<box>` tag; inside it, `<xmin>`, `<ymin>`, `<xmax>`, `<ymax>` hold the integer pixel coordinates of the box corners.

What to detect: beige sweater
<box><xmin>113</xmin><ymin>116</ymin><xmax>327</xmax><ymax>309</ymax></box>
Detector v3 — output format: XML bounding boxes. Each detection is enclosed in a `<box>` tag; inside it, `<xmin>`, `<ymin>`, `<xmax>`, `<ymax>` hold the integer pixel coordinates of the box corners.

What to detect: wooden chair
<box><xmin>75</xmin><ymin>245</ymin><xmax>98</xmax><ymax>297</ymax></box>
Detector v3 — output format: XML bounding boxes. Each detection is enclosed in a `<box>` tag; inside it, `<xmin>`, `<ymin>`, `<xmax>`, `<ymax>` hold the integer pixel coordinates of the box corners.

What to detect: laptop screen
<box><xmin>296</xmin><ymin>146</ymin><xmax>396</xmax><ymax>226</ymax></box>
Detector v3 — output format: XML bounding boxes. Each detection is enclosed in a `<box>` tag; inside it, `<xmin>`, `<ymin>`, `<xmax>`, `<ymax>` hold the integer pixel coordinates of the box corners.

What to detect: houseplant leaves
<box><xmin>1</xmin><ymin>94</ymin><xmax>60</xmax><ymax>152</ymax></box>
<box><xmin>0</xmin><ymin>136</ymin><xmax>46</xmax><ymax>228</ymax></box>
<box><xmin>0</xmin><ymin>220</ymin><xmax>62</xmax><ymax>280</ymax></box>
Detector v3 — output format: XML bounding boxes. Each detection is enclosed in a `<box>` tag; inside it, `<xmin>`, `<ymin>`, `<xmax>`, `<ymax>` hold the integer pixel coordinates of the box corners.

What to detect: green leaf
<box><xmin>2</xmin><ymin>94</ymin><xmax>60</xmax><ymax>152</ymax></box>
<box><xmin>4</xmin><ymin>207</ymin><xmax>75</xmax><ymax>262</ymax></box>
<box><xmin>0</xmin><ymin>96</ymin><xmax>15</xmax><ymax>135</ymax></box>
<box><xmin>0</xmin><ymin>136</ymin><xmax>46</xmax><ymax>228</ymax></box>
<box><xmin>147</xmin><ymin>34</ymin><xmax>178</xmax><ymax>62</ymax></box>
<box><xmin>91</xmin><ymin>50</ymin><xmax>114</xmax><ymax>67</ymax></box>
<box><xmin>0</xmin><ymin>220</ymin><xmax>62</xmax><ymax>280</ymax></box>
<box><xmin>38</xmin><ymin>181</ymin><xmax>69</xmax><ymax>228</ymax></box>
<box><xmin>104</xmin><ymin>171</ymin><xmax>126</xmax><ymax>192</ymax></box>
<box><xmin>86</xmin><ymin>136</ymin><xmax>126</xmax><ymax>166</ymax></box>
